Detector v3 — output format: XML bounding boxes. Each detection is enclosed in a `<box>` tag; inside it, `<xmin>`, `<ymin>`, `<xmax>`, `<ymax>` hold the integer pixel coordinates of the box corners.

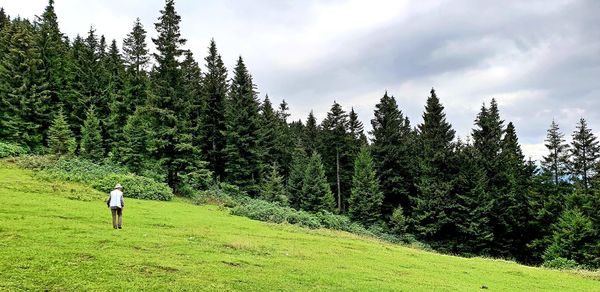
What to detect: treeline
<box><xmin>1</xmin><ymin>1</ymin><xmax>599</xmax><ymax>268</ymax></box>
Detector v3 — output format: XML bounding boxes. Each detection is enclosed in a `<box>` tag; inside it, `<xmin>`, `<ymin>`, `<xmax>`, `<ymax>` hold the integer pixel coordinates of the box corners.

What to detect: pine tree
<box><xmin>0</xmin><ymin>8</ymin><xmax>9</xmax><ymax>31</ymax></box>
<box><xmin>570</xmin><ymin>118</ymin><xmax>599</xmax><ymax>193</ymax></box>
<box><xmin>47</xmin><ymin>108</ymin><xmax>75</xmax><ymax>156</ymax></box>
<box><xmin>122</xmin><ymin>18</ymin><xmax>150</xmax><ymax>110</ymax></box>
<box><xmin>36</xmin><ymin>0</ymin><xmax>68</xmax><ymax>138</ymax></box>
<box><xmin>120</xmin><ymin>109</ymin><xmax>150</xmax><ymax>174</ymax></box>
<box><xmin>0</xmin><ymin>19</ymin><xmax>49</xmax><ymax>149</ymax></box>
<box><xmin>304</xmin><ymin>110</ymin><xmax>320</xmax><ymax>155</ymax></box>
<box><xmin>301</xmin><ymin>153</ymin><xmax>335</xmax><ymax>212</ymax></box>
<box><xmin>370</xmin><ymin>92</ymin><xmax>416</xmax><ymax>218</ymax></box>
<box><xmin>79</xmin><ymin>106</ymin><xmax>104</xmax><ymax>160</ymax></box>
<box><xmin>412</xmin><ymin>88</ymin><xmax>457</xmax><ymax>245</ymax></box>
<box><xmin>260</xmin><ymin>163</ymin><xmax>288</xmax><ymax>205</ymax></box>
<box><xmin>543</xmin><ymin>209</ymin><xmax>598</xmax><ymax>268</ymax></box>
<box><xmin>349</xmin><ymin>147</ymin><xmax>383</xmax><ymax>226</ymax></box>
<box><xmin>542</xmin><ymin>120</ymin><xmax>570</xmax><ymax>185</ymax></box>
<box><xmin>472</xmin><ymin>99</ymin><xmax>504</xmax><ymax>187</ymax></box>
<box><xmin>224</xmin><ymin>56</ymin><xmax>262</xmax><ymax>193</ymax></box>
<box><xmin>320</xmin><ymin>101</ymin><xmax>353</xmax><ymax>212</ymax></box>
<box><xmin>200</xmin><ymin>39</ymin><xmax>228</xmax><ymax>179</ymax></box>
<box><xmin>105</xmin><ymin>39</ymin><xmax>127</xmax><ymax>155</ymax></box>
<box><xmin>275</xmin><ymin>100</ymin><xmax>294</xmax><ymax>177</ymax></box>
<box><xmin>348</xmin><ymin>107</ymin><xmax>368</xmax><ymax>147</ymax></box>
<box><xmin>258</xmin><ymin>95</ymin><xmax>292</xmax><ymax>180</ymax></box>
<box><xmin>287</xmin><ymin>147</ymin><xmax>308</xmax><ymax>209</ymax></box>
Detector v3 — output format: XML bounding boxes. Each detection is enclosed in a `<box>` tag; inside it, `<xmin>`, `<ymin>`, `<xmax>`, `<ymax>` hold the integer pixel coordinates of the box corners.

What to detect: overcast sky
<box><xmin>2</xmin><ymin>0</ymin><xmax>599</xmax><ymax>160</ymax></box>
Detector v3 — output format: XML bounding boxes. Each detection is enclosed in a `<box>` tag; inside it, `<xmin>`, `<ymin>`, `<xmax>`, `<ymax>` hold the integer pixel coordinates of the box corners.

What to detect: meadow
<box><xmin>0</xmin><ymin>161</ymin><xmax>598</xmax><ymax>291</ymax></box>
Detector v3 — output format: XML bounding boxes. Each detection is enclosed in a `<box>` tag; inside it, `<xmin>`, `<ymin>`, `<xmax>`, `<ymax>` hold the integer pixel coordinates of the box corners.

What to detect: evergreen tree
<box><xmin>258</xmin><ymin>95</ymin><xmax>292</xmax><ymax>180</ymax></box>
<box><xmin>122</xmin><ymin>18</ymin><xmax>150</xmax><ymax>110</ymax></box>
<box><xmin>542</xmin><ymin>120</ymin><xmax>570</xmax><ymax>185</ymax></box>
<box><xmin>200</xmin><ymin>39</ymin><xmax>228</xmax><ymax>179</ymax></box>
<box><xmin>120</xmin><ymin>109</ymin><xmax>150</xmax><ymax>174</ymax></box>
<box><xmin>79</xmin><ymin>106</ymin><xmax>103</xmax><ymax>160</ymax></box>
<box><xmin>260</xmin><ymin>163</ymin><xmax>288</xmax><ymax>205</ymax></box>
<box><xmin>287</xmin><ymin>147</ymin><xmax>308</xmax><ymax>209</ymax></box>
<box><xmin>320</xmin><ymin>101</ymin><xmax>353</xmax><ymax>212</ymax></box>
<box><xmin>301</xmin><ymin>153</ymin><xmax>335</xmax><ymax>212</ymax></box>
<box><xmin>275</xmin><ymin>100</ymin><xmax>294</xmax><ymax>177</ymax></box>
<box><xmin>47</xmin><ymin>108</ymin><xmax>75</xmax><ymax>155</ymax></box>
<box><xmin>0</xmin><ymin>19</ymin><xmax>49</xmax><ymax>149</ymax></box>
<box><xmin>570</xmin><ymin>118</ymin><xmax>599</xmax><ymax>193</ymax></box>
<box><xmin>412</xmin><ymin>88</ymin><xmax>457</xmax><ymax>245</ymax></box>
<box><xmin>147</xmin><ymin>0</ymin><xmax>201</xmax><ymax>189</ymax></box>
<box><xmin>0</xmin><ymin>8</ymin><xmax>9</xmax><ymax>31</ymax></box>
<box><xmin>370</xmin><ymin>92</ymin><xmax>416</xmax><ymax>218</ymax></box>
<box><xmin>543</xmin><ymin>209</ymin><xmax>599</xmax><ymax>268</ymax></box>
<box><xmin>349</xmin><ymin>147</ymin><xmax>383</xmax><ymax>226</ymax></box>
<box><xmin>304</xmin><ymin>110</ymin><xmax>320</xmax><ymax>155</ymax></box>
<box><xmin>472</xmin><ymin>99</ymin><xmax>504</xmax><ymax>184</ymax></box>
<box><xmin>224</xmin><ymin>56</ymin><xmax>262</xmax><ymax>193</ymax></box>
<box><xmin>36</xmin><ymin>0</ymin><xmax>68</xmax><ymax>137</ymax></box>
<box><xmin>348</xmin><ymin>107</ymin><xmax>368</xmax><ymax>147</ymax></box>
<box><xmin>105</xmin><ymin>39</ymin><xmax>127</xmax><ymax>155</ymax></box>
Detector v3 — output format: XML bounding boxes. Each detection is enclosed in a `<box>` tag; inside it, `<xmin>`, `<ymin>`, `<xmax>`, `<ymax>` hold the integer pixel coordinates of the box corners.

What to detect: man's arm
<box><xmin>120</xmin><ymin>195</ymin><xmax>124</xmax><ymax>208</ymax></box>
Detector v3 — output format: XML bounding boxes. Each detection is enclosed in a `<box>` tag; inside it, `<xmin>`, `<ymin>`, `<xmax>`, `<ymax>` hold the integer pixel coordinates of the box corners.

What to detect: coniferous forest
<box><xmin>1</xmin><ymin>0</ymin><xmax>599</xmax><ymax>269</ymax></box>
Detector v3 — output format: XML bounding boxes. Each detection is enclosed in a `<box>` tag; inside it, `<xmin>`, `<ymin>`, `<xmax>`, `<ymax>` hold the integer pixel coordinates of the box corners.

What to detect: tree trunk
<box><xmin>336</xmin><ymin>149</ymin><xmax>341</xmax><ymax>212</ymax></box>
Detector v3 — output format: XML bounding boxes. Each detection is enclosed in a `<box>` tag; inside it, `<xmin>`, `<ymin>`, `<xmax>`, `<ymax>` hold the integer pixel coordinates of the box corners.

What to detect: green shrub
<box><xmin>543</xmin><ymin>257</ymin><xmax>579</xmax><ymax>270</ymax></box>
<box><xmin>92</xmin><ymin>174</ymin><xmax>173</xmax><ymax>201</ymax></box>
<box><xmin>231</xmin><ymin>199</ymin><xmax>322</xmax><ymax>229</ymax></box>
<box><xmin>315</xmin><ymin>211</ymin><xmax>353</xmax><ymax>231</ymax></box>
<box><xmin>0</xmin><ymin>141</ymin><xmax>29</xmax><ymax>158</ymax></box>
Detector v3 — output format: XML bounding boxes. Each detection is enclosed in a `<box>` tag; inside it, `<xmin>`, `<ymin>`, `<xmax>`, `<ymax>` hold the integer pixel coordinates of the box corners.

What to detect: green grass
<box><xmin>0</xmin><ymin>161</ymin><xmax>598</xmax><ymax>291</ymax></box>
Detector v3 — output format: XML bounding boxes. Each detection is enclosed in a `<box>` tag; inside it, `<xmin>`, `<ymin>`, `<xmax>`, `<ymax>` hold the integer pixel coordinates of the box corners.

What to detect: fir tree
<box><xmin>0</xmin><ymin>19</ymin><xmax>49</xmax><ymax>149</ymax></box>
<box><xmin>287</xmin><ymin>147</ymin><xmax>308</xmax><ymax>209</ymax></box>
<box><xmin>304</xmin><ymin>110</ymin><xmax>320</xmax><ymax>155</ymax></box>
<box><xmin>79</xmin><ymin>106</ymin><xmax>104</xmax><ymax>160</ymax></box>
<box><xmin>301</xmin><ymin>153</ymin><xmax>335</xmax><ymax>212</ymax></box>
<box><xmin>0</xmin><ymin>8</ymin><xmax>9</xmax><ymax>31</ymax></box>
<box><xmin>543</xmin><ymin>209</ymin><xmax>599</xmax><ymax>268</ymax></box>
<box><xmin>105</xmin><ymin>39</ymin><xmax>127</xmax><ymax>155</ymax></box>
<box><xmin>258</xmin><ymin>95</ymin><xmax>291</xmax><ymax>180</ymax></box>
<box><xmin>348</xmin><ymin>107</ymin><xmax>368</xmax><ymax>147</ymax></box>
<box><xmin>200</xmin><ymin>39</ymin><xmax>228</xmax><ymax>179</ymax></box>
<box><xmin>570</xmin><ymin>118</ymin><xmax>599</xmax><ymax>193</ymax></box>
<box><xmin>412</xmin><ymin>88</ymin><xmax>457</xmax><ymax>245</ymax></box>
<box><xmin>260</xmin><ymin>163</ymin><xmax>288</xmax><ymax>205</ymax></box>
<box><xmin>122</xmin><ymin>18</ymin><xmax>150</xmax><ymax>110</ymax></box>
<box><xmin>224</xmin><ymin>56</ymin><xmax>262</xmax><ymax>193</ymax></box>
<box><xmin>47</xmin><ymin>108</ymin><xmax>75</xmax><ymax>156</ymax></box>
<box><xmin>542</xmin><ymin>120</ymin><xmax>570</xmax><ymax>185</ymax></box>
<box><xmin>320</xmin><ymin>101</ymin><xmax>353</xmax><ymax>212</ymax></box>
<box><xmin>120</xmin><ymin>109</ymin><xmax>150</xmax><ymax>174</ymax></box>
<box><xmin>349</xmin><ymin>147</ymin><xmax>383</xmax><ymax>226</ymax></box>
<box><xmin>370</xmin><ymin>92</ymin><xmax>416</xmax><ymax>217</ymax></box>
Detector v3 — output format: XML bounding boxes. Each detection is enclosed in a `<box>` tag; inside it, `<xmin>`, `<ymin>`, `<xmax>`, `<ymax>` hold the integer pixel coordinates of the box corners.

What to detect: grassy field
<box><xmin>0</xmin><ymin>161</ymin><xmax>598</xmax><ymax>291</ymax></box>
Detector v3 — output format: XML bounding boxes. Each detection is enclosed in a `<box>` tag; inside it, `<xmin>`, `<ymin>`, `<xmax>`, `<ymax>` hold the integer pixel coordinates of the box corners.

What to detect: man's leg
<box><xmin>117</xmin><ymin>208</ymin><xmax>123</xmax><ymax>228</ymax></box>
<box><xmin>111</xmin><ymin>208</ymin><xmax>117</xmax><ymax>229</ymax></box>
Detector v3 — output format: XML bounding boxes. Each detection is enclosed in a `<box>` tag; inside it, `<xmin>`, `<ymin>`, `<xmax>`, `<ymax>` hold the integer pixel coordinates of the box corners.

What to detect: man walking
<box><xmin>107</xmin><ymin>184</ymin><xmax>125</xmax><ymax>229</ymax></box>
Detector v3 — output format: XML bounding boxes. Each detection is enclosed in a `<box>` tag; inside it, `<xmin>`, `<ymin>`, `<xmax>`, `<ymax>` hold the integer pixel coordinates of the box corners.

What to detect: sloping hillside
<box><xmin>0</xmin><ymin>162</ymin><xmax>598</xmax><ymax>291</ymax></box>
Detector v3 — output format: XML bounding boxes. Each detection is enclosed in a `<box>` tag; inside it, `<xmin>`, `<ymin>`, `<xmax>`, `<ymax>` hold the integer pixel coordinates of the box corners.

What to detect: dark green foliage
<box><xmin>0</xmin><ymin>141</ymin><xmax>28</xmax><ymax>158</ymax></box>
<box><xmin>542</xmin><ymin>120</ymin><xmax>570</xmax><ymax>185</ymax></box>
<box><xmin>286</xmin><ymin>148</ymin><xmax>308</xmax><ymax>209</ymax></box>
<box><xmin>93</xmin><ymin>174</ymin><xmax>173</xmax><ymax>201</ymax></box>
<box><xmin>348</xmin><ymin>107</ymin><xmax>368</xmax><ymax>147</ymax></box>
<box><xmin>47</xmin><ymin>109</ymin><xmax>75</xmax><ymax>155</ymax></box>
<box><xmin>200</xmin><ymin>39</ymin><xmax>228</xmax><ymax>179</ymax></box>
<box><xmin>119</xmin><ymin>109</ymin><xmax>151</xmax><ymax>174</ymax></box>
<box><xmin>260</xmin><ymin>164</ymin><xmax>288</xmax><ymax>205</ymax></box>
<box><xmin>320</xmin><ymin>101</ymin><xmax>354</xmax><ymax>212</ymax></box>
<box><xmin>543</xmin><ymin>209</ymin><xmax>599</xmax><ymax>268</ymax></box>
<box><xmin>79</xmin><ymin>106</ymin><xmax>104</xmax><ymax>160</ymax></box>
<box><xmin>349</xmin><ymin>147</ymin><xmax>383</xmax><ymax>225</ymax></box>
<box><xmin>304</xmin><ymin>111</ymin><xmax>320</xmax><ymax>155</ymax></box>
<box><xmin>370</xmin><ymin>92</ymin><xmax>416</xmax><ymax>217</ymax></box>
<box><xmin>122</xmin><ymin>18</ymin><xmax>150</xmax><ymax>110</ymax></box>
<box><xmin>0</xmin><ymin>19</ymin><xmax>49</xmax><ymax>149</ymax></box>
<box><xmin>412</xmin><ymin>89</ymin><xmax>457</xmax><ymax>245</ymax></box>
<box><xmin>224</xmin><ymin>57</ymin><xmax>262</xmax><ymax>192</ymax></box>
<box><xmin>390</xmin><ymin>206</ymin><xmax>407</xmax><ymax>235</ymax></box>
<box><xmin>0</xmin><ymin>8</ymin><xmax>9</xmax><ymax>30</ymax></box>
<box><xmin>570</xmin><ymin>118</ymin><xmax>599</xmax><ymax>193</ymax></box>
<box><xmin>301</xmin><ymin>153</ymin><xmax>335</xmax><ymax>212</ymax></box>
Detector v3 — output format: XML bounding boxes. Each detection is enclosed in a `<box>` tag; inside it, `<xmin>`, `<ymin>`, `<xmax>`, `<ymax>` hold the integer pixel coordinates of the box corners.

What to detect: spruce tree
<box><xmin>36</xmin><ymin>0</ymin><xmax>68</xmax><ymax>137</ymax></box>
<box><xmin>301</xmin><ymin>153</ymin><xmax>335</xmax><ymax>212</ymax></box>
<box><xmin>370</xmin><ymin>92</ymin><xmax>416</xmax><ymax>217</ymax></box>
<box><xmin>472</xmin><ymin>99</ymin><xmax>504</xmax><ymax>187</ymax></box>
<box><xmin>105</xmin><ymin>39</ymin><xmax>127</xmax><ymax>155</ymax></box>
<box><xmin>543</xmin><ymin>209</ymin><xmax>598</xmax><ymax>268</ymax></box>
<box><xmin>349</xmin><ymin>147</ymin><xmax>383</xmax><ymax>226</ymax></box>
<box><xmin>200</xmin><ymin>39</ymin><xmax>228</xmax><ymax>179</ymax></box>
<box><xmin>79</xmin><ymin>106</ymin><xmax>104</xmax><ymax>161</ymax></box>
<box><xmin>348</xmin><ymin>107</ymin><xmax>368</xmax><ymax>147</ymax></box>
<box><xmin>47</xmin><ymin>108</ymin><xmax>75</xmax><ymax>156</ymax></box>
<box><xmin>412</xmin><ymin>88</ymin><xmax>457</xmax><ymax>245</ymax></box>
<box><xmin>287</xmin><ymin>147</ymin><xmax>308</xmax><ymax>209</ymax></box>
<box><xmin>320</xmin><ymin>101</ymin><xmax>353</xmax><ymax>212</ymax></box>
<box><xmin>224</xmin><ymin>56</ymin><xmax>262</xmax><ymax>193</ymax></box>
<box><xmin>570</xmin><ymin>118</ymin><xmax>599</xmax><ymax>193</ymax></box>
<box><xmin>304</xmin><ymin>110</ymin><xmax>320</xmax><ymax>155</ymax></box>
<box><xmin>0</xmin><ymin>19</ymin><xmax>49</xmax><ymax>149</ymax></box>
<box><xmin>120</xmin><ymin>109</ymin><xmax>150</xmax><ymax>174</ymax></box>
<box><xmin>0</xmin><ymin>8</ymin><xmax>9</xmax><ymax>31</ymax></box>
<box><xmin>258</xmin><ymin>95</ymin><xmax>291</xmax><ymax>180</ymax></box>
<box><xmin>260</xmin><ymin>163</ymin><xmax>288</xmax><ymax>205</ymax></box>
<box><xmin>542</xmin><ymin>120</ymin><xmax>570</xmax><ymax>185</ymax></box>
<box><xmin>122</xmin><ymin>18</ymin><xmax>150</xmax><ymax>110</ymax></box>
